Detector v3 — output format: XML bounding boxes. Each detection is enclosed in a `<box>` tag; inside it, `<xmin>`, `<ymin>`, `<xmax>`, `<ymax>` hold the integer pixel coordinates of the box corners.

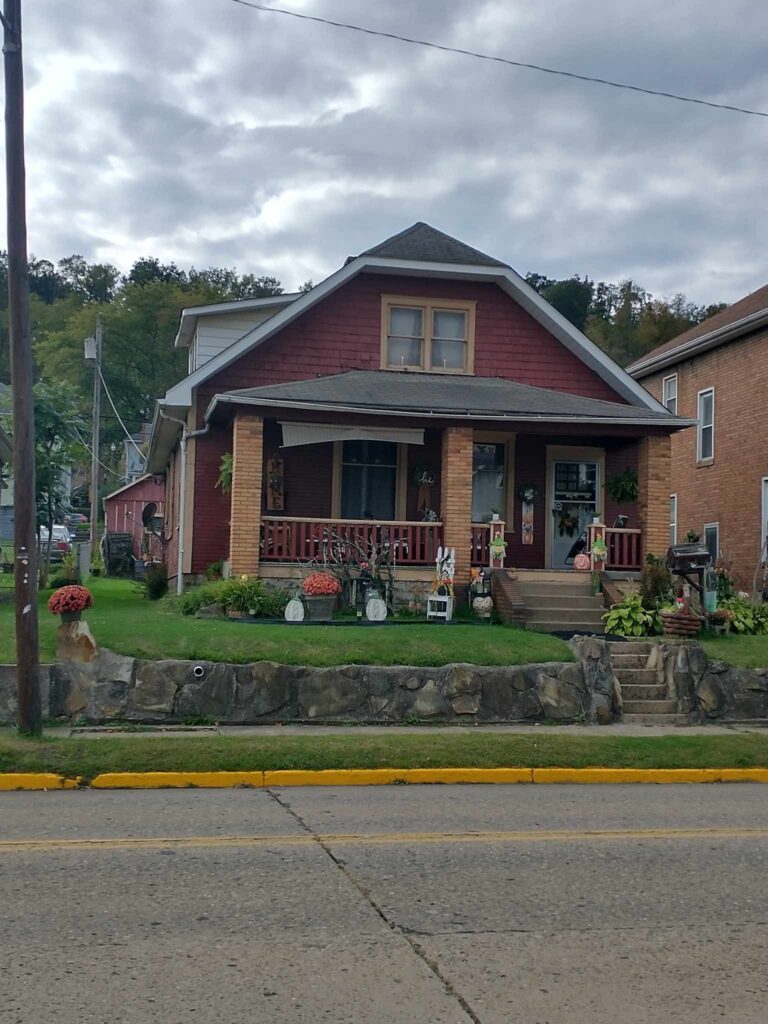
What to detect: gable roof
<box><xmin>206</xmin><ymin>370</ymin><xmax>690</xmax><ymax>429</ymax></box>
<box><xmin>103</xmin><ymin>473</ymin><xmax>163</xmax><ymax>503</ymax></box>
<box><xmin>629</xmin><ymin>281</ymin><xmax>768</xmax><ymax>378</ymax></box>
<box><xmin>174</xmin><ymin>293</ymin><xmax>300</xmax><ymax>349</ymax></box>
<box><xmin>357</xmin><ymin>222</ymin><xmax>508</xmax><ymax>268</ymax></box>
<box><xmin>159</xmin><ymin>222</ymin><xmax>664</xmax><ymax>419</ymax></box>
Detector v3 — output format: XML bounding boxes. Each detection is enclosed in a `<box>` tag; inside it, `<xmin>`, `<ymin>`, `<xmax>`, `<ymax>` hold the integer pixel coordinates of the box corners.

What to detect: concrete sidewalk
<box><xmin>56</xmin><ymin>721</ymin><xmax>765</xmax><ymax>739</ymax></box>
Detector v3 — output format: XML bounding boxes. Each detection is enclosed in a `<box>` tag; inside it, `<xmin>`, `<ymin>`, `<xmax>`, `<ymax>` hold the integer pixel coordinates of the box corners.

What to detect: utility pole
<box><xmin>85</xmin><ymin>316</ymin><xmax>102</xmax><ymax>558</ymax></box>
<box><xmin>2</xmin><ymin>0</ymin><xmax>41</xmax><ymax>735</ymax></box>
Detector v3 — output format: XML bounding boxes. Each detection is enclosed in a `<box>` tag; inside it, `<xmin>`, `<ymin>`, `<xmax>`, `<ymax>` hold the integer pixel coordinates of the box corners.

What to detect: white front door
<box><xmin>550</xmin><ymin>459</ymin><xmax>599</xmax><ymax>568</ymax></box>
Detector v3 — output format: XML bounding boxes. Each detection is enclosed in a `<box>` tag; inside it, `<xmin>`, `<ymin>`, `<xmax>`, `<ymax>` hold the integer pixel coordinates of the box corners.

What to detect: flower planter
<box><xmin>660</xmin><ymin>611</ymin><xmax>702</xmax><ymax>638</ymax></box>
<box><xmin>305</xmin><ymin>595</ymin><xmax>336</xmax><ymax>622</ymax></box>
<box><xmin>60</xmin><ymin>611</ymin><xmax>82</xmax><ymax>624</ymax></box>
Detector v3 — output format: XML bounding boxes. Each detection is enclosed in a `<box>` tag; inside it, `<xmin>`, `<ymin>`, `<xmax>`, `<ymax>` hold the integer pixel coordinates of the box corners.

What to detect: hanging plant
<box><xmin>517</xmin><ymin>484</ymin><xmax>539</xmax><ymax>502</ymax></box>
<box><xmin>605</xmin><ymin>468</ymin><xmax>639</xmax><ymax>504</ymax></box>
<box><xmin>216</xmin><ymin>452</ymin><xmax>233</xmax><ymax>495</ymax></box>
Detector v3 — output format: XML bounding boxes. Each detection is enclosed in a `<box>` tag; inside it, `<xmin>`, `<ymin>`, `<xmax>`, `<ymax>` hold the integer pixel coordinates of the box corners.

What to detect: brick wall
<box><xmin>229</xmin><ymin>415</ymin><xmax>263</xmax><ymax>576</ymax></box>
<box><xmin>637</xmin><ymin>435</ymin><xmax>672</xmax><ymax>561</ymax></box>
<box><xmin>640</xmin><ymin>330</ymin><xmax>768</xmax><ymax>587</ymax></box>
<box><xmin>440</xmin><ymin>427</ymin><xmax>474</xmax><ymax>584</ymax></box>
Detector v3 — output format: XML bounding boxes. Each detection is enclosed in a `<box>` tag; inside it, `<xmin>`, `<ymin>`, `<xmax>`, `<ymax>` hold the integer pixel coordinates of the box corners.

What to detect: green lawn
<box><xmin>2</xmin><ymin>730</ymin><xmax>767</xmax><ymax>781</ymax></box>
<box><xmin>0</xmin><ymin>577</ymin><xmax>572</xmax><ymax>667</ymax></box>
<box><xmin>700</xmin><ymin>634</ymin><xmax>768</xmax><ymax>670</ymax></box>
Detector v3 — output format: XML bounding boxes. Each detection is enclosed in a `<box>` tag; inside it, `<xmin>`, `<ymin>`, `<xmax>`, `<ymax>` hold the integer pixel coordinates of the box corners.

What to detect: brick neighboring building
<box><xmin>148</xmin><ymin>222</ymin><xmax>689</xmax><ymax>594</ymax></box>
<box><xmin>628</xmin><ymin>283</ymin><xmax>768</xmax><ymax>592</ymax></box>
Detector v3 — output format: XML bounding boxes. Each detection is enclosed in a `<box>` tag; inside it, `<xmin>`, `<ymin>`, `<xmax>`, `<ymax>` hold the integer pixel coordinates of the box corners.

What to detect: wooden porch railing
<box><xmin>604</xmin><ymin>527</ymin><xmax>642</xmax><ymax>571</ymax></box>
<box><xmin>261</xmin><ymin>517</ymin><xmax>443</xmax><ymax>566</ymax></box>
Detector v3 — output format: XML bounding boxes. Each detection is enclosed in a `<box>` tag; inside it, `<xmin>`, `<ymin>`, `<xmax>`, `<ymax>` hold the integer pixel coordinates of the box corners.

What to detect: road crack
<box><xmin>267</xmin><ymin>788</ymin><xmax>484</xmax><ymax>1024</ymax></box>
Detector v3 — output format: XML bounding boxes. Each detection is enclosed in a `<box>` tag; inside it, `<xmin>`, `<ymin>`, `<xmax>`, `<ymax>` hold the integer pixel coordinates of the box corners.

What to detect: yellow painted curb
<box><xmin>90</xmin><ymin>771</ymin><xmax>266</xmax><ymax>789</ymax></box>
<box><xmin>264</xmin><ymin>767</ymin><xmax>533</xmax><ymax>787</ymax></box>
<box><xmin>532</xmin><ymin>768</ymin><xmax>768</xmax><ymax>785</ymax></box>
<box><xmin>0</xmin><ymin>773</ymin><xmax>79</xmax><ymax>791</ymax></box>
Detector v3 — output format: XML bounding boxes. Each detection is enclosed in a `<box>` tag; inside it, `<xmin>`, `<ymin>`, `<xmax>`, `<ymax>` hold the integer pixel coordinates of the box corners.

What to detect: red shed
<box><xmin>103</xmin><ymin>474</ymin><xmax>165</xmax><ymax>562</ymax></box>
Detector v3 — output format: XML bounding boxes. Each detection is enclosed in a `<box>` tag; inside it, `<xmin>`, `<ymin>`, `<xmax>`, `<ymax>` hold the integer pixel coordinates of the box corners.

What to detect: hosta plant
<box><xmin>602</xmin><ymin>593</ymin><xmax>658</xmax><ymax>637</ymax></box>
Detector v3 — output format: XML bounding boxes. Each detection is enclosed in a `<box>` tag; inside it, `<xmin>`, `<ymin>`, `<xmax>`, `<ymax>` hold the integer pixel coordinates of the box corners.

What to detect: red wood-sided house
<box><xmin>147</xmin><ymin>223</ymin><xmax>689</xmax><ymax>595</ymax></box>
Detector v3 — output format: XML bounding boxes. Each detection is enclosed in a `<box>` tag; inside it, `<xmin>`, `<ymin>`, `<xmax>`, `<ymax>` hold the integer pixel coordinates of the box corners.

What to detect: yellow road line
<box><xmin>2</xmin><ymin>826</ymin><xmax>768</xmax><ymax>854</ymax></box>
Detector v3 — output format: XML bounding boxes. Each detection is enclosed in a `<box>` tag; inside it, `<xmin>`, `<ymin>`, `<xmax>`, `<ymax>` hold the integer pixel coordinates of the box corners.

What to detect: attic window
<box><xmin>381</xmin><ymin>296</ymin><xmax>475</xmax><ymax>374</ymax></box>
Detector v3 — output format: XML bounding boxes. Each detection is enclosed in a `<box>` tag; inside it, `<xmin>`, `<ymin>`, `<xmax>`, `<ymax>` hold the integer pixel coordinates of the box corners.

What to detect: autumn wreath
<box><xmin>47</xmin><ymin>585</ymin><xmax>94</xmax><ymax>616</ymax></box>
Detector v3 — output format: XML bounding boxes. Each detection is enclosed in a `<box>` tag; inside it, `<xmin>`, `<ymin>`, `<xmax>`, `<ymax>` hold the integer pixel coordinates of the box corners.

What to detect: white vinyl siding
<box><xmin>669</xmin><ymin>493</ymin><xmax>677</xmax><ymax>546</ymax></box>
<box><xmin>697</xmin><ymin>388</ymin><xmax>714</xmax><ymax>462</ymax></box>
<box><xmin>193</xmin><ymin>308</ymin><xmax>285</xmax><ymax>370</ymax></box>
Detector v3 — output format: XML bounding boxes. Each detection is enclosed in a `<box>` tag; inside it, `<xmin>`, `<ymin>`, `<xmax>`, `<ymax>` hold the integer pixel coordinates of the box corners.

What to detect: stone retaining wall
<box><xmin>1</xmin><ymin>638</ymin><xmax>764</xmax><ymax>725</ymax></box>
<box><xmin>0</xmin><ymin>636</ymin><xmax>617</xmax><ymax>726</ymax></box>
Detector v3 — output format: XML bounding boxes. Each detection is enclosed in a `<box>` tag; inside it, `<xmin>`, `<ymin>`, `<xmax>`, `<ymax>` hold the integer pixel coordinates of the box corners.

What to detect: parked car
<box><xmin>39</xmin><ymin>524</ymin><xmax>73</xmax><ymax>563</ymax></box>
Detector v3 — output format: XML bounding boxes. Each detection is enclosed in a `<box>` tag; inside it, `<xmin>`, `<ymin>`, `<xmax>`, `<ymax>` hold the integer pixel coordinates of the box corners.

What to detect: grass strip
<box><xmin>1</xmin><ymin>731</ymin><xmax>767</xmax><ymax>784</ymax></box>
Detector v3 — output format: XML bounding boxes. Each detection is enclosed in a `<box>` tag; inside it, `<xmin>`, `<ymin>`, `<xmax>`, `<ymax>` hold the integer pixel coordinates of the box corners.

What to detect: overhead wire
<box><xmin>97</xmin><ymin>366</ymin><xmax>145</xmax><ymax>458</ymax></box>
<box><xmin>230</xmin><ymin>0</ymin><xmax>768</xmax><ymax>119</ymax></box>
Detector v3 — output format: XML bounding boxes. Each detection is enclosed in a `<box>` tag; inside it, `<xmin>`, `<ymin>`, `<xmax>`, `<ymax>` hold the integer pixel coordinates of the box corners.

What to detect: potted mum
<box><xmin>302</xmin><ymin>571</ymin><xmax>341</xmax><ymax>622</ymax></box>
<box><xmin>48</xmin><ymin>584</ymin><xmax>93</xmax><ymax>624</ymax></box>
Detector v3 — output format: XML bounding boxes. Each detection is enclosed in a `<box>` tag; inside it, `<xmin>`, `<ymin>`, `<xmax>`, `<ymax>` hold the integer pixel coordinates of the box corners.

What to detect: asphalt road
<box><xmin>2</xmin><ymin>786</ymin><xmax>768</xmax><ymax>1024</ymax></box>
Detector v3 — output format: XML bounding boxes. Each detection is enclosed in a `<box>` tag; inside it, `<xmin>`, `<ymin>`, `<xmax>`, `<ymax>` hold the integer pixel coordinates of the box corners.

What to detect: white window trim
<box><xmin>697</xmin><ymin>387</ymin><xmax>715</xmax><ymax>463</ymax></box>
<box><xmin>662</xmin><ymin>373</ymin><xmax>678</xmax><ymax>414</ymax></box>
<box><xmin>670</xmin><ymin>493</ymin><xmax>677</xmax><ymax>546</ymax></box>
<box><xmin>704</xmin><ymin>522</ymin><xmax>719</xmax><ymax>562</ymax></box>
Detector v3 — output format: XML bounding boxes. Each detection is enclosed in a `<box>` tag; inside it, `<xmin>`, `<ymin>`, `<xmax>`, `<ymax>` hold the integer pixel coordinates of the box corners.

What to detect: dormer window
<box><xmin>381</xmin><ymin>296</ymin><xmax>475</xmax><ymax>373</ymax></box>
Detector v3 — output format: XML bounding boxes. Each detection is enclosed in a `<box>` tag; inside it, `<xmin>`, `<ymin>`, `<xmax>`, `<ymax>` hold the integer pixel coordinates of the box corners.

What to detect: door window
<box><xmin>551</xmin><ymin>460</ymin><xmax>598</xmax><ymax>567</ymax></box>
<box><xmin>340</xmin><ymin>440</ymin><xmax>397</xmax><ymax>520</ymax></box>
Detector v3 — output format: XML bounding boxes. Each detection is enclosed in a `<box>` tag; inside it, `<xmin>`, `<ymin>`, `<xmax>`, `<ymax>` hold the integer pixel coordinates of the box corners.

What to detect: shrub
<box><xmin>639</xmin><ymin>554</ymin><xmax>673</xmax><ymax>609</ymax></box>
<box><xmin>602</xmin><ymin>593</ymin><xmax>658</xmax><ymax>637</ymax></box>
<box><xmin>48</xmin><ymin>572</ymin><xmax>72</xmax><ymax>590</ymax></box>
<box><xmin>47</xmin><ymin>585</ymin><xmax>93</xmax><ymax>616</ymax></box>
<box><xmin>142</xmin><ymin>562</ymin><xmax>168</xmax><ymax>601</ymax></box>
<box><xmin>302</xmin><ymin>572</ymin><xmax>341</xmax><ymax>597</ymax></box>
<box><xmin>205</xmin><ymin>560</ymin><xmax>224</xmax><ymax>581</ymax></box>
<box><xmin>174</xmin><ymin>581</ymin><xmax>227</xmax><ymax>616</ymax></box>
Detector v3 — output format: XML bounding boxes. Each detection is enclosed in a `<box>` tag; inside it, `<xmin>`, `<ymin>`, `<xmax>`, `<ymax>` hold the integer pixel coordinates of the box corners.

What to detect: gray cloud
<box><xmin>7</xmin><ymin>0</ymin><xmax>768</xmax><ymax>303</ymax></box>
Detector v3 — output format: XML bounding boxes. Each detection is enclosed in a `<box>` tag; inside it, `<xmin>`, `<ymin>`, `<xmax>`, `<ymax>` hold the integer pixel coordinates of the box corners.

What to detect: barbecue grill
<box><xmin>666</xmin><ymin>543</ymin><xmax>711</xmax><ymax>574</ymax></box>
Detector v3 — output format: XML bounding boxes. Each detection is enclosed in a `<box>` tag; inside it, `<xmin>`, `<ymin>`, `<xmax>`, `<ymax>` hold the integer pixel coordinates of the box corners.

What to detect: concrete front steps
<box><xmin>514</xmin><ymin>572</ymin><xmax>605</xmax><ymax>635</ymax></box>
<box><xmin>608</xmin><ymin>641</ymin><xmax>688</xmax><ymax>724</ymax></box>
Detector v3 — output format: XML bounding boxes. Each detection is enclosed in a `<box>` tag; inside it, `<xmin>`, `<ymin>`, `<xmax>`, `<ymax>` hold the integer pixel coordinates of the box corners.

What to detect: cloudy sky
<box><xmin>10</xmin><ymin>0</ymin><xmax>768</xmax><ymax>302</ymax></box>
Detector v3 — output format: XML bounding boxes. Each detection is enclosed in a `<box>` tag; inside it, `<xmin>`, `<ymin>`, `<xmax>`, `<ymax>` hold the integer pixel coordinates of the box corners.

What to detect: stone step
<box><xmin>621</xmin><ymin>699</ymin><xmax>678</xmax><ymax>715</ymax></box>
<box><xmin>516</xmin><ymin>580</ymin><xmax>595</xmax><ymax>597</ymax></box>
<box><xmin>620</xmin><ymin>683</ymin><xmax>669</xmax><ymax>702</ymax></box>
<box><xmin>522</xmin><ymin>593</ymin><xmax>602</xmax><ymax>610</ymax></box>
<box><xmin>530</xmin><ymin>621</ymin><xmax>605</xmax><ymax>635</ymax></box>
<box><xmin>607</xmin><ymin>641</ymin><xmax>655</xmax><ymax>654</ymax></box>
<box><xmin>610</xmin><ymin>653</ymin><xmax>652</xmax><ymax>669</ymax></box>
<box><xmin>526</xmin><ymin>605</ymin><xmax>605</xmax><ymax>620</ymax></box>
<box><xmin>612</xmin><ymin>668</ymin><xmax>659</xmax><ymax>687</ymax></box>
<box><xmin>621</xmin><ymin>713</ymin><xmax>690</xmax><ymax>726</ymax></box>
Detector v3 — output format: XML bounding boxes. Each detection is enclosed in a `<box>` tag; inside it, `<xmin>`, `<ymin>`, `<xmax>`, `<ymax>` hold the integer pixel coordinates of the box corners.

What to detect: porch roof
<box><xmin>206</xmin><ymin>370</ymin><xmax>694</xmax><ymax>429</ymax></box>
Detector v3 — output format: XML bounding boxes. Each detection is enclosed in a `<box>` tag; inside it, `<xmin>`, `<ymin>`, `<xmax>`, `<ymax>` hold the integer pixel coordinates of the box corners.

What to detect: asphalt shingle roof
<box><xmin>358</xmin><ymin>222</ymin><xmax>509</xmax><ymax>268</ymax></box>
<box><xmin>629</xmin><ymin>281</ymin><xmax>768</xmax><ymax>372</ymax></box>
<box><xmin>217</xmin><ymin>370</ymin><xmax>681</xmax><ymax>425</ymax></box>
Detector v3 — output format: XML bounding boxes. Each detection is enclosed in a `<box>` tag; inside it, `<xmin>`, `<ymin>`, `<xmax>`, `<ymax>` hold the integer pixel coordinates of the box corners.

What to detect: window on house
<box><xmin>383</xmin><ymin>298</ymin><xmax>475</xmax><ymax>373</ymax></box>
<box><xmin>670</xmin><ymin>493</ymin><xmax>677</xmax><ymax>546</ymax></box>
<box><xmin>761</xmin><ymin>478</ymin><xmax>768</xmax><ymax>558</ymax></box>
<box><xmin>340</xmin><ymin>440</ymin><xmax>397</xmax><ymax>520</ymax></box>
<box><xmin>662</xmin><ymin>374</ymin><xmax>678</xmax><ymax>414</ymax></box>
<box><xmin>697</xmin><ymin>388</ymin><xmax>714</xmax><ymax>461</ymax></box>
<box><xmin>472</xmin><ymin>443</ymin><xmax>505</xmax><ymax>522</ymax></box>
<box><xmin>704</xmin><ymin>523</ymin><xmax>719</xmax><ymax>562</ymax></box>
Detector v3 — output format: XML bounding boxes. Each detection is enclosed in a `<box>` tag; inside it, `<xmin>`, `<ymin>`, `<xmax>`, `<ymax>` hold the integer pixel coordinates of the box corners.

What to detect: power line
<box><xmin>230</xmin><ymin>0</ymin><xmax>768</xmax><ymax>119</ymax></box>
<box><xmin>71</xmin><ymin>423</ymin><xmax>122</xmax><ymax>477</ymax></box>
<box><xmin>97</xmin><ymin>365</ymin><xmax>144</xmax><ymax>458</ymax></box>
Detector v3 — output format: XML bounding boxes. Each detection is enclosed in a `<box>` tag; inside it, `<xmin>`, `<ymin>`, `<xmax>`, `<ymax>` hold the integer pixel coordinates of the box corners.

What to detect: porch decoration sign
<box><xmin>267</xmin><ymin>457</ymin><xmax>285</xmax><ymax>512</ymax></box>
<box><xmin>519</xmin><ymin>485</ymin><xmax>536</xmax><ymax>546</ymax></box>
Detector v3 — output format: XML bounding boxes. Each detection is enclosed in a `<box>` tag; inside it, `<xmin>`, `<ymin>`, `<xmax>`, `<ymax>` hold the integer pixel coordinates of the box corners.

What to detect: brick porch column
<box><xmin>637</xmin><ymin>434</ymin><xmax>671</xmax><ymax>561</ymax></box>
<box><xmin>440</xmin><ymin>426</ymin><xmax>474</xmax><ymax>585</ymax></box>
<box><xmin>229</xmin><ymin>414</ymin><xmax>263</xmax><ymax>576</ymax></box>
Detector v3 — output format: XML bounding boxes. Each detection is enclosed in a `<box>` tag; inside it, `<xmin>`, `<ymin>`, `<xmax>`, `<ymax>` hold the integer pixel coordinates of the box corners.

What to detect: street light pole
<box><xmin>85</xmin><ymin>317</ymin><xmax>102</xmax><ymax>560</ymax></box>
<box><xmin>3</xmin><ymin>0</ymin><xmax>41</xmax><ymax>735</ymax></box>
